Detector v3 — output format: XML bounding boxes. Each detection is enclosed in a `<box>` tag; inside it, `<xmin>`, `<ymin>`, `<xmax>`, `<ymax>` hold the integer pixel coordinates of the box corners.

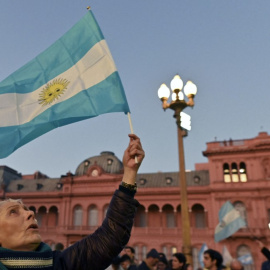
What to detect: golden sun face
<box><xmin>38</xmin><ymin>78</ymin><xmax>70</xmax><ymax>106</ymax></box>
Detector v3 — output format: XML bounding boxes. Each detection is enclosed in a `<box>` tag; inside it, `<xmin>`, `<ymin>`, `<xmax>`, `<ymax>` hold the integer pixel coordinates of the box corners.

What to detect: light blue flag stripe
<box><xmin>0</xmin><ymin>11</ymin><xmax>130</xmax><ymax>158</ymax></box>
<box><xmin>0</xmin><ymin>11</ymin><xmax>103</xmax><ymax>95</ymax></box>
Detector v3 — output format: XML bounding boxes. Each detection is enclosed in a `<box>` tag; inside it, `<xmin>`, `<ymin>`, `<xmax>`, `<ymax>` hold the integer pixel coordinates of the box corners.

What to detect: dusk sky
<box><xmin>1</xmin><ymin>1</ymin><xmax>270</xmax><ymax>177</ymax></box>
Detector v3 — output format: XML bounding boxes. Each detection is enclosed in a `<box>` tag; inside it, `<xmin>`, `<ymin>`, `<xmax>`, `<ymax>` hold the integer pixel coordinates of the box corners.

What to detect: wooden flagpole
<box><xmin>127</xmin><ymin>112</ymin><xmax>138</xmax><ymax>164</ymax></box>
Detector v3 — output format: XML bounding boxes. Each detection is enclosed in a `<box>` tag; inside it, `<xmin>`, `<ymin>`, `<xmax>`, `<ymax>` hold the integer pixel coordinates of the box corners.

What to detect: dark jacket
<box><xmin>261</xmin><ymin>247</ymin><xmax>270</xmax><ymax>270</ymax></box>
<box><xmin>262</xmin><ymin>261</ymin><xmax>270</xmax><ymax>270</ymax></box>
<box><xmin>52</xmin><ymin>189</ymin><xmax>139</xmax><ymax>270</ymax></box>
<box><xmin>262</xmin><ymin>247</ymin><xmax>270</xmax><ymax>261</ymax></box>
<box><xmin>137</xmin><ymin>261</ymin><xmax>151</xmax><ymax>270</ymax></box>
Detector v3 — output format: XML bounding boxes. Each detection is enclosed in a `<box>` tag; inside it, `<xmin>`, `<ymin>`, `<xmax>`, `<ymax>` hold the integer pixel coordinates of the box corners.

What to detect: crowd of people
<box><xmin>106</xmin><ymin>246</ymin><xmax>245</xmax><ymax>270</ymax></box>
<box><xmin>105</xmin><ymin>241</ymin><xmax>270</xmax><ymax>270</ymax></box>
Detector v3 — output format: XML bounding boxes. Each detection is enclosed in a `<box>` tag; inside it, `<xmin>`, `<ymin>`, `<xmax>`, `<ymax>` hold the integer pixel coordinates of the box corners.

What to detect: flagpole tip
<box><xmin>86</xmin><ymin>6</ymin><xmax>91</xmax><ymax>10</ymax></box>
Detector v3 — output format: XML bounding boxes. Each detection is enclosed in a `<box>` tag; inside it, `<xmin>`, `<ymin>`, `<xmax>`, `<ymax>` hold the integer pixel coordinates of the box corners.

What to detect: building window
<box><xmin>29</xmin><ymin>206</ymin><xmax>36</xmax><ymax>213</ymax></box>
<box><xmin>161</xmin><ymin>245</ymin><xmax>178</xmax><ymax>258</ymax></box>
<box><xmin>161</xmin><ymin>245</ymin><xmax>177</xmax><ymax>258</ymax></box>
<box><xmin>36</xmin><ymin>206</ymin><xmax>46</xmax><ymax>227</ymax></box>
<box><xmin>166</xmin><ymin>177</ymin><xmax>173</xmax><ymax>185</ymax></box>
<box><xmin>192</xmin><ymin>204</ymin><xmax>206</xmax><ymax>228</ymax></box>
<box><xmin>48</xmin><ymin>206</ymin><xmax>58</xmax><ymax>227</ymax></box>
<box><xmin>223</xmin><ymin>162</ymin><xmax>248</xmax><ymax>183</ymax></box>
<box><xmin>136</xmin><ymin>245</ymin><xmax>148</xmax><ymax>262</ymax></box>
<box><xmin>73</xmin><ymin>205</ymin><xmax>83</xmax><ymax>226</ymax></box>
<box><xmin>134</xmin><ymin>205</ymin><xmax>146</xmax><ymax>227</ymax></box>
<box><xmin>171</xmin><ymin>246</ymin><xmax>178</xmax><ymax>255</ymax></box>
<box><xmin>223</xmin><ymin>163</ymin><xmax>231</xmax><ymax>182</ymax></box>
<box><xmin>17</xmin><ymin>184</ymin><xmax>24</xmax><ymax>191</ymax></box>
<box><xmin>134</xmin><ymin>246</ymin><xmax>139</xmax><ymax>261</ymax></box>
<box><xmin>148</xmin><ymin>205</ymin><xmax>160</xmax><ymax>228</ymax></box>
<box><xmin>84</xmin><ymin>160</ymin><xmax>90</xmax><ymax>166</ymax></box>
<box><xmin>262</xmin><ymin>158</ymin><xmax>270</xmax><ymax>179</ymax></box>
<box><xmin>139</xmin><ymin>178</ymin><xmax>147</xmax><ymax>185</ymax></box>
<box><xmin>163</xmin><ymin>205</ymin><xmax>175</xmax><ymax>228</ymax></box>
<box><xmin>239</xmin><ymin>162</ymin><xmax>247</xmax><ymax>182</ymax></box>
<box><xmin>162</xmin><ymin>246</ymin><xmax>168</xmax><ymax>257</ymax></box>
<box><xmin>176</xmin><ymin>205</ymin><xmax>181</xmax><ymax>228</ymax></box>
<box><xmin>107</xmin><ymin>159</ymin><xmax>113</xmax><ymax>165</ymax></box>
<box><xmin>194</xmin><ymin>176</ymin><xmax>201</xmax><ymax>184</ymax></box>
<box><xmin>231</xmin><ymin>163</ymin><xmax>239</xmax><ymax>182</ymax></box>
<box><xmin>56</xmin><ymin>183</ymin><xmax>63</xmax><ymax>190</ymax></box>
<box><xmin>88</xmin><ymin>205</ymin><xmax>98</xmax><ymax>227</ymax></box>
<box><xmin>166</xmin><ymin>213</ymin><xmax>175</xmax><ymax>228</ymax></box>
<box><xmin>141</xmin><ymin>246</ymin><xmax>147</xmax><ymax>260</ymax></box>
<box><xmin>36</xmin><ymin>183</ymin><xmax>43</xmax><ymax>190</ymax></box>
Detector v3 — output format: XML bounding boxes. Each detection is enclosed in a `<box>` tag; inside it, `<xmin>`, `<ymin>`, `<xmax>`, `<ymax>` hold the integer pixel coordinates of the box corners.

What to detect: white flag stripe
<box><xmin>0</xmin><ymin>40</ymin><xmax>116</xmax><ymax>127</ymax></box>
<box><xmin>222</xmin><ymin>245</ymin><xmax>233</xmax><ymax>265</ymax></box>
<box><xmin>215</xmin><ymin>208</ymin><xmax>241</xmax><ymax>234</ymax></box>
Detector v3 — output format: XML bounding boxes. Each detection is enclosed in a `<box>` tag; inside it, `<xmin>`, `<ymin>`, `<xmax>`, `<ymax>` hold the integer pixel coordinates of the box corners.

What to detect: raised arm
<box><xmin>56</xmin><ymin>134</ymin><xmax>144</xmax><ymax>270</ymax></box>
<box><xmin>122</xmin><ymin>133</ymin><xmax>145</xmax><ymax>184</ymax></box>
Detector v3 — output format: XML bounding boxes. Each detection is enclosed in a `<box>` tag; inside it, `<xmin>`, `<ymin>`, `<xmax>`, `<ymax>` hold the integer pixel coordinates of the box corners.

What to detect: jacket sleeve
<box><xmin>261</xmin><ymin>247</ymin><xmax>270</xmax><ymax>261</ymax></box>
<box><xmin>57</xmin><ymin>190</ymin><xmax>139</xmax><ymax>270</ymax></box>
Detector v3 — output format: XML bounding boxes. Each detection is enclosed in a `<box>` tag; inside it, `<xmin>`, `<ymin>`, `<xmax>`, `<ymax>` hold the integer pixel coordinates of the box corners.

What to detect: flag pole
<box><xmin>127</xmin><ymin>112</ymin><xmax>138</xmax><ymax>164</ymax></box>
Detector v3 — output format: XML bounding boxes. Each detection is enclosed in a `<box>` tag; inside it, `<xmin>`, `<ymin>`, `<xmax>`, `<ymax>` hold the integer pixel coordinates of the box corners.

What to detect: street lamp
<box><xmin>157</xmin><ymin>74</ymin><xmax>197</xmax><ymax>264</ymax></box>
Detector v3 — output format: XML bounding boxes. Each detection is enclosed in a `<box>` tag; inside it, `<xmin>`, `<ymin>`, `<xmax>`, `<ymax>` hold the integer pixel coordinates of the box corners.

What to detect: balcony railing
<box><xmin>39</xmin><ymin>225</ymin><xmax>270</xmax><ymax>239</ymax></box>
<box><xmin>39</xmin><ymin>225</ymin><xmax>98</xmax><ymax>235</ymax></box>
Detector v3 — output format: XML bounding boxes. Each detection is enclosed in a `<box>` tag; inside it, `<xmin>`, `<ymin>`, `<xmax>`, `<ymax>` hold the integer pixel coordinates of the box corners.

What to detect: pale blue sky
<box><xmin>1</xmin><ymin>1</ymin><xmax>270</xmax><ymax>177</ymax></box>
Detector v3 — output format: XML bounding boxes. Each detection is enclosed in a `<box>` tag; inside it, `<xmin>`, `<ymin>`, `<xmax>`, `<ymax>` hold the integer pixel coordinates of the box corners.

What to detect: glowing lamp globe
<box><xmin>158</xmin><ymin>83</ymin><xmax>170</xmax><ymax>99</ymax></box>
<box><xmin>184</xmin><ymin>81</ymin><xmax>197</xmax><ymax>96</ymax></box>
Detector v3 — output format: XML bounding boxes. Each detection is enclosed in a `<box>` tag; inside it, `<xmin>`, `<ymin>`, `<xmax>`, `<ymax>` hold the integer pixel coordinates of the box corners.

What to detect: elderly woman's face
<box><xmin>0</xmin><ymin>201</ymin><xmax>41</xmax><ymax>251</ymax></box>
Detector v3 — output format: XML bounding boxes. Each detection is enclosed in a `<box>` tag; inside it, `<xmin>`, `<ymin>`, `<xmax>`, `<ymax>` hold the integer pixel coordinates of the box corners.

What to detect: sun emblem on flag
<box><xmin>38</xmin><ymin>78</ymin><xmax>70</xmax><ymax>106</ymax></box>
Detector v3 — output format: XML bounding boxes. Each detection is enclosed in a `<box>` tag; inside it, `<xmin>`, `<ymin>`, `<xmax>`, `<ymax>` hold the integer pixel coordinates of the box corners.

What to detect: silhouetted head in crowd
<box><xmin>172</xmin><ymin>253</ymin><xmax>186</xmax><ymax>270</ymax></box>
<box><xmin>145</xmin><ymin>249</ymin><xmax>160</xmax><ymax>268</ymax></box>
<box><xmin>203</xmin><ymin>249</ymin><xmax>223</xmax><ymax>270</ymax></box>
<box><xmin>157</xmin><ymin>252</ymin><xmax>168</xmax><ymax>270</ymax></box>
<box><xmin>120</xmin><ymin>254</ymin><xmax>132</xmax><ymax>270</ymax></box>
<box><xmin>124</xmin><ymin>246</ymin><xmax>136</xmax><ymax>262</ymax></box>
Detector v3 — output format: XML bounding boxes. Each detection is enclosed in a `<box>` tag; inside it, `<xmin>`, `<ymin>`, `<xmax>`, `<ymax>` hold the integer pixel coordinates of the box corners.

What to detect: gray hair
<box><xmin>0</xmin><ymin>198</ymin><xmax>23</xmax><ymax>212</ymax></box>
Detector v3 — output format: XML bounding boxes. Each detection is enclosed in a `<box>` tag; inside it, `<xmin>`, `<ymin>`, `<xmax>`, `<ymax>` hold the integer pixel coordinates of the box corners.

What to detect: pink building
<box><xmin>1</xmin><ymin>132</ymin><xmax>270</xmax><ymax>269</ymax></box>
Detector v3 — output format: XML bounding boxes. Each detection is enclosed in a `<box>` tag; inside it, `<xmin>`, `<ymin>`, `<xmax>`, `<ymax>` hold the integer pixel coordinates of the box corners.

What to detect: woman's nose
<box><xmin>26</xmin><ymin>210</ymin><xmax>35</xmax><ymax>220</ymax></box>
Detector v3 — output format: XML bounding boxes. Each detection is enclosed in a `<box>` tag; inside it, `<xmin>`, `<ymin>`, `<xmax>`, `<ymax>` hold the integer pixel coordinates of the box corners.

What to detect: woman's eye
<box><xmin>10</xmin><ymin>209</ymin><xmax>17</xmax><ymax>214</ymax></box>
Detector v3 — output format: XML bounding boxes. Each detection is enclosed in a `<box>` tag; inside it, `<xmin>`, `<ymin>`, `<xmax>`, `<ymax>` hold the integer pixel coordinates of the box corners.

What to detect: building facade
<box><xmin>1</xmin><ymin>132</ymin><xmax>270</xmax><ymax>269</ymax></box>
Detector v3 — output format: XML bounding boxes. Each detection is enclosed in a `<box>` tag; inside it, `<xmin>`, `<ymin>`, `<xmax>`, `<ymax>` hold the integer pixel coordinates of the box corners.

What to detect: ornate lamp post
<box><xmin>157</xmin><ymin>75</ymin><xmax>197</xmax><ymax>263</ymax></box>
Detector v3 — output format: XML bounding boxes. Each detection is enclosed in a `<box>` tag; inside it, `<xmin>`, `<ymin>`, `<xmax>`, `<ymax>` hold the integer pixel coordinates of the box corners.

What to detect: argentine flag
<box><xmin>0</xmin><ymin>10</ymin><xmax>130</xmax><ymax>158</ymax></box>
<box><xmin>198</xmin><ymin>243</ymin><xmax>208</xmax><ymax>268</ymax></box>
<box><xmin>237</xmin><ymin>254</ymin><xmax>253</xmax><ymax>265</ymax></box>
<box><xmin>214</xmin><ymin>201</ymin><xmax>246</xmax><ymax>242</ymax></box>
